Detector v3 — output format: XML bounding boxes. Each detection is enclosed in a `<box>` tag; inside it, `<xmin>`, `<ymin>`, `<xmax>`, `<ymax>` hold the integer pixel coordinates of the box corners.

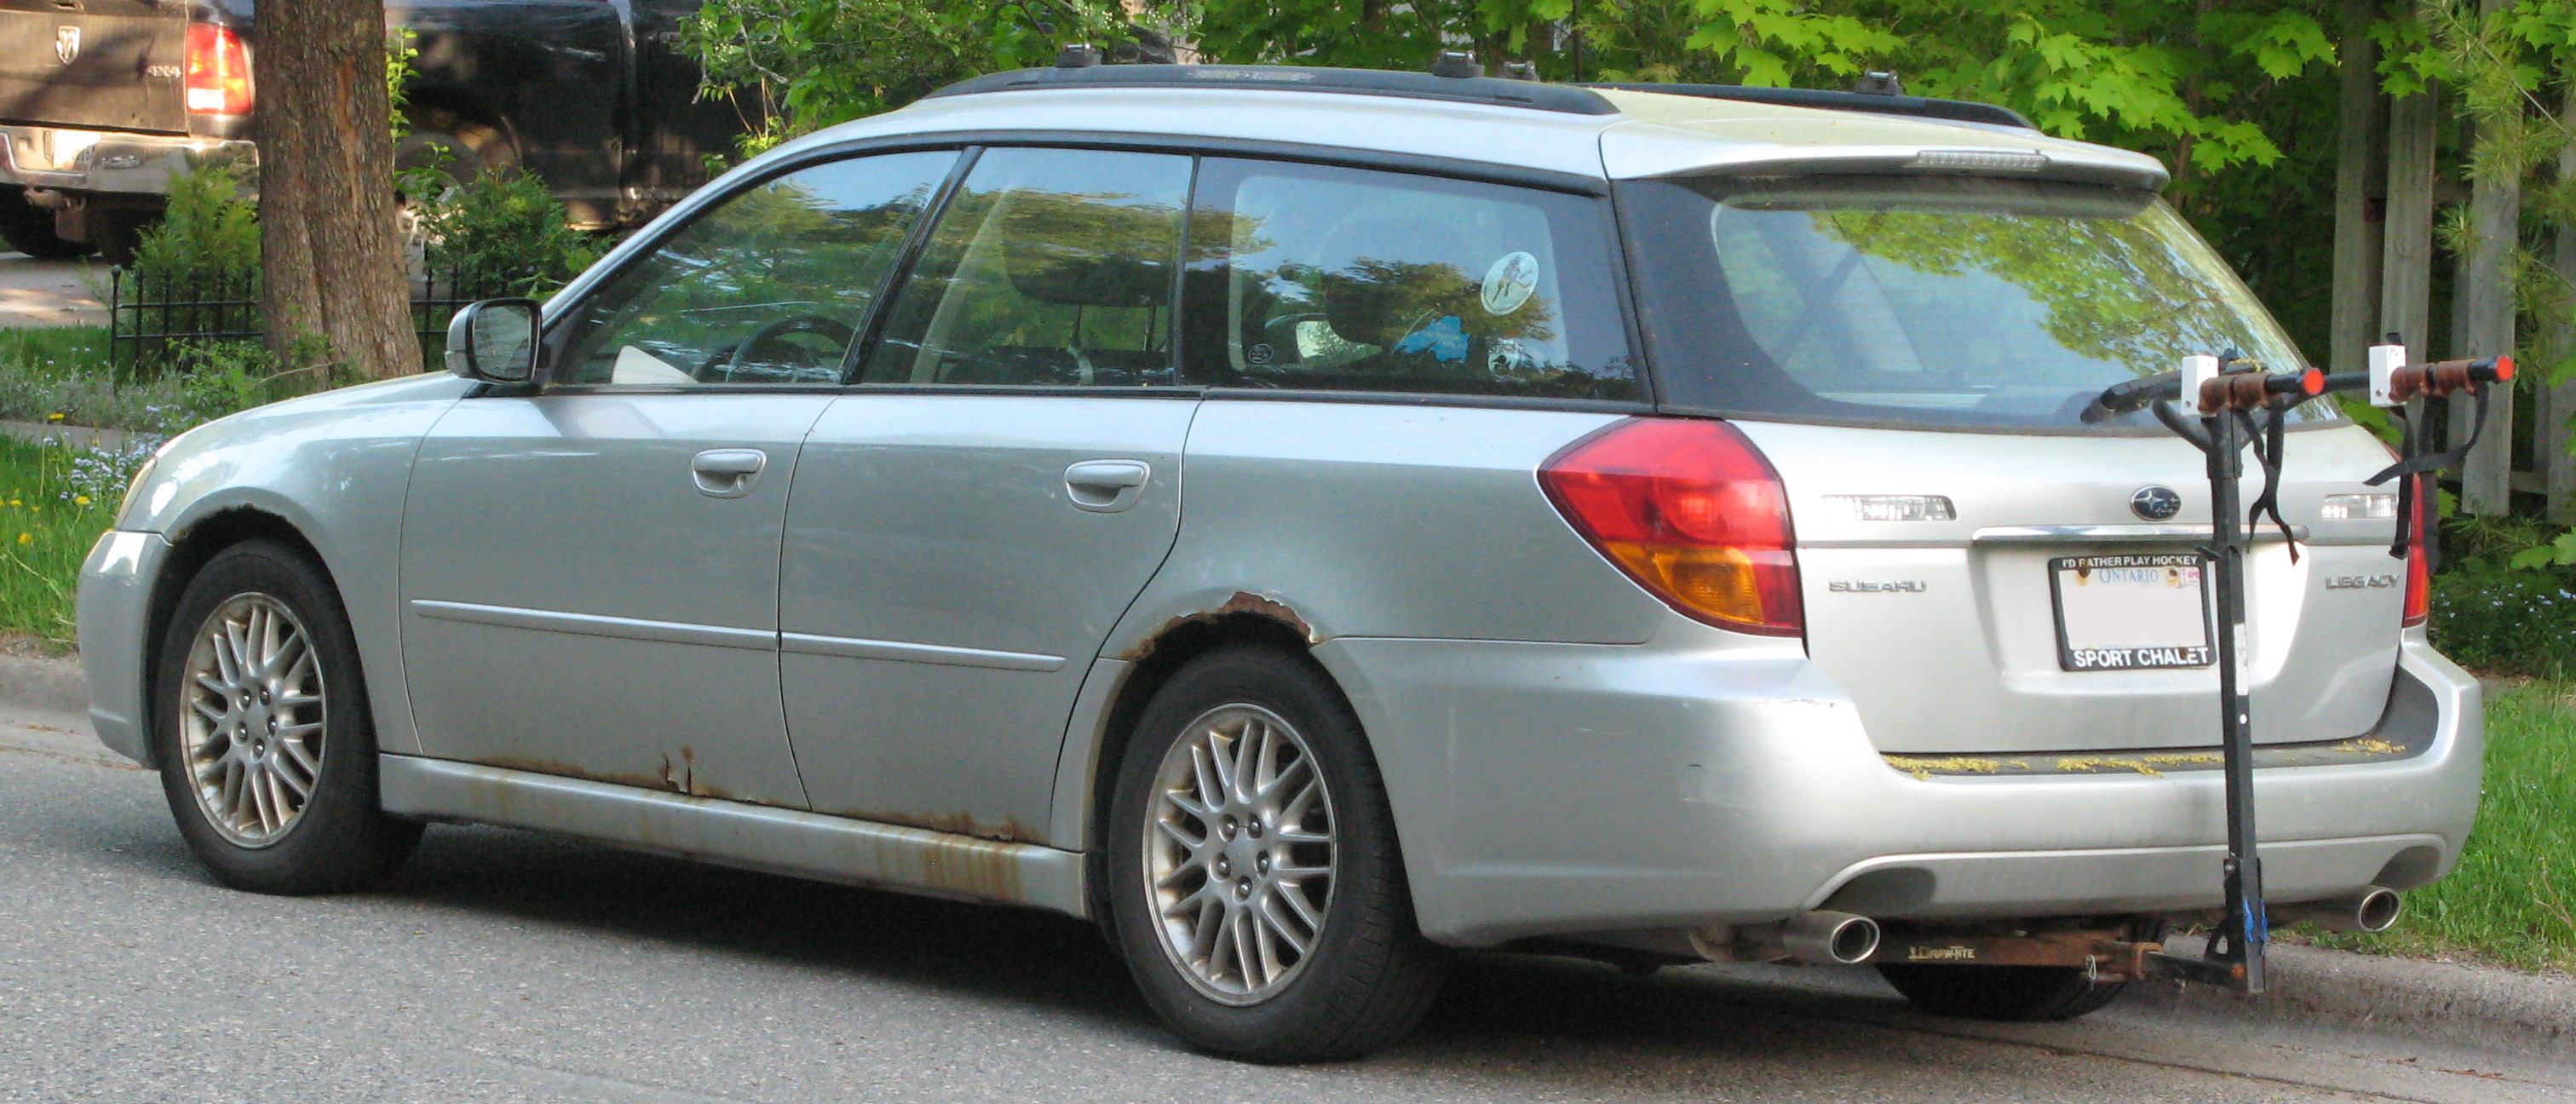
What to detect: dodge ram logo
<box><xmin>2130</xmin><ymin>485</ymin><xmax>2182</xmax><ymax>520</ymax></box>
<box><xmin>54</xmin><ymin>26</ymin><xmax>78</xmax><ymax>66</ymax></box>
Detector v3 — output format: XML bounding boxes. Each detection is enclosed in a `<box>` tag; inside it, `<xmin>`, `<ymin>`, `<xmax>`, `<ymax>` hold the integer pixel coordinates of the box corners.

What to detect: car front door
<box><xmin>779</xmin><ymin>147</ymin><xmax>1199</xmax><ymax>842</ymax></box>
<box><xmin>400</xmin><ymin>148</ymin><xmax>959</xmax><ymax>806</ymax></box>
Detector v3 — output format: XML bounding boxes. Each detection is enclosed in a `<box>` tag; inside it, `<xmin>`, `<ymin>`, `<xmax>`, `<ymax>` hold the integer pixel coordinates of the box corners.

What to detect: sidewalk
<box><xmin>0</xmin><ymin>253</ymin><xmax>108</xmax><ymax>328</ymax></box>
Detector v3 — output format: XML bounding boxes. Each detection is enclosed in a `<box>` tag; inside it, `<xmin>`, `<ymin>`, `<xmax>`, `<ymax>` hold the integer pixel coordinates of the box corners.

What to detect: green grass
<box><xmin>0</xmin><ymin>431</ymin><xmax>120</xmax><ymax>650</ymax></box>
<box><xmin>2305</xmin><ymin>679</ymin><xmax>2576</xmax><ymax>975</ymax></box>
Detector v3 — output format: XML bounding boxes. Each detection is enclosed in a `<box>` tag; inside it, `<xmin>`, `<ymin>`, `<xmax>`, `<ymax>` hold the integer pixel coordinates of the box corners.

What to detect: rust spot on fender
<box><xmin>1119</xmin><ymin>591</ymin><xmax>1321</xmax><ymax>661</ymax></box>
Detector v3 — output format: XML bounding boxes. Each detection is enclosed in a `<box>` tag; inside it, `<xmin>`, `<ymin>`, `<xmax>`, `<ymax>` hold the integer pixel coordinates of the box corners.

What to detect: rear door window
<box><xmin>1180</xmin><ymin>159</ymin><xmax>1636</xmax><ymax>400</ymax></box>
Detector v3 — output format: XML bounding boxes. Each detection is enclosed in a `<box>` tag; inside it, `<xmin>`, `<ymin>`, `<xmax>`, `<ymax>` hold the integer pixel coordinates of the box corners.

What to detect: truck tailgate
<box><xmin>0</xmin><ymin>1</ymin><xmax>184</xmax><ymax>135</ymax></box>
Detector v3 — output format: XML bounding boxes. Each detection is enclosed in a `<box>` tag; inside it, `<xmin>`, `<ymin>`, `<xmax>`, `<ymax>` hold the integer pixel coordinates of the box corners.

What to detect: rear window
<box><xmin>1181</xmin><ymin>158</ymin><xmax>1637</xmax><ymax>400</ymax></box>
<box><xmin>1621</xmin><ymin>175</ymin><xmax>2334</xmax><ymax>431</ymax></box>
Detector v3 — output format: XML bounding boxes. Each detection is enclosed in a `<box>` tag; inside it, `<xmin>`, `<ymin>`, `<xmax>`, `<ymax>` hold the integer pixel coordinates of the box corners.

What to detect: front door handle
<box><xmin>1064</xmin><ymin>459</ymin><xmax>1151</xmax><ymax>513</ymax></box>
<box><xmin>691</xmin><ymin>448</ymin><xmax>768</xmax><ymax>498</ymax></box>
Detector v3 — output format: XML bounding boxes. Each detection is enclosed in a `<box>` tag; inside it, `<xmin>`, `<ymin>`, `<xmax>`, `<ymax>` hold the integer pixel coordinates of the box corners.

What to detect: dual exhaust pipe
<box><xmin>1699</xmin><ymin>886</ymin><xmax>2402</xmax><ymax>967</ymax></box>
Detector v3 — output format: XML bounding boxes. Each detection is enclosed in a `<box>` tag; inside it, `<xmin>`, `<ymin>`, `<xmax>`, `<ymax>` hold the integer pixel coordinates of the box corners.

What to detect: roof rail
<box><xmin>925</xmin><ymin>64</ymin><xmax>1621</xmax><ymax>116</ymax></box>
<box><xmin>1582</xmin><ymin>83</ymin><xmax>2036</xmax><ymax>130</ymax></box>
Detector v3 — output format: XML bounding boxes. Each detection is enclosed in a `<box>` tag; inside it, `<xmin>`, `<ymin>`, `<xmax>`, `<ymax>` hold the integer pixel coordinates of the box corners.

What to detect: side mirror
<box><xmin>445</xmin><ymin>299</ymin><xmax>540</xmax><ymax>382</ymax></box>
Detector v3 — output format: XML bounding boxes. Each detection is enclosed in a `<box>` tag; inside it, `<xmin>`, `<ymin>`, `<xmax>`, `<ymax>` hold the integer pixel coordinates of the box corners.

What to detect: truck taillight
<box><xmin>185</xmin><ymin>25</ymin><xmax>252</xmax><ymax>116</ymax></box>
<box><xmin>1538</xmin><ymin>417</ymin><xmax>1803</xmax><ymax>636</ymax></box>
<box><xmin>2403</xmin><ymin>473</ymin><xmax>2431</xmax><ymax>627</ymax></box>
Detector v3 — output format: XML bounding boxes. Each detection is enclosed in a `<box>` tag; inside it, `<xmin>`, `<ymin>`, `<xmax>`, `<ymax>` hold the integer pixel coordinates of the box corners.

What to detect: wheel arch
<box><xmin>1073</xmin><ymin>604</ymin><xmax>1343</xmax><ymax>923</ymax></box>
<box><xmin>139</xmin><ymin>507</ymin><xmax>340</xmax><ymax>766</ymax></box>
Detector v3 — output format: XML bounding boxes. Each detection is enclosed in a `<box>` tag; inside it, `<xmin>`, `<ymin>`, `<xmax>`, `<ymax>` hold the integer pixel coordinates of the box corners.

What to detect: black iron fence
<box><xmin>108</xmin><ymin>265</ymin><xmax>510</xmax><ymax>369</ymax></box>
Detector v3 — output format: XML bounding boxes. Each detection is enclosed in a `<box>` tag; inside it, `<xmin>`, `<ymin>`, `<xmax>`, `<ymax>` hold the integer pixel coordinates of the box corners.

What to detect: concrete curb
<box><xmin>0</xmin><ymin>649</ymin><xmax>2565</xmax><ymax>1061</ymax></box>
<box><xmin>2128</xmin><ymin>934</ymin><xmax>2573</xmax><ymax>1063</ymax></box>
<box><xmin>0</xmin><ymin>650</ymin><xmax>88</xmax><ymax>716</ymax></box>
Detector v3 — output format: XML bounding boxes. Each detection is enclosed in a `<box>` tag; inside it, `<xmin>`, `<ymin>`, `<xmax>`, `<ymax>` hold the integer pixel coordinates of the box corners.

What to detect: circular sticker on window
<box><xmin>1481</xmin><ymin>251</ymin><xmax>1539</xmax><ymax>316</ymax></box>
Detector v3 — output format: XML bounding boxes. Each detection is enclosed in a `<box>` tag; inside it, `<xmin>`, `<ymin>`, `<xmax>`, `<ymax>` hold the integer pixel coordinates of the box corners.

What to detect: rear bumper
<box><xmin>76</xmin><ymin>529</ymin><xmax>170</xmax><ymax>768</ymax></box>
<box><xmin>1318</xmin><ymin>629</ymin><xmax>2481</xmax><ymax>947</ymax></box>
<box><xmin>0</xmin><ymin>124</ymin><xmax>255</xmax><ymax>197</ymax></box>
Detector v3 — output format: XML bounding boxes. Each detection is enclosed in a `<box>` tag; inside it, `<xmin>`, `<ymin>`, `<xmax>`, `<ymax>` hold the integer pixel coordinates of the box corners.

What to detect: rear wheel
<box><xmin>153</xmin><ymin>539</ymin><xmax>420</xmax><ymax>894</ymax></box>
<box><xmin>1106</xmin><ymin>647</ymin><xmax>1446</xmax><ymax>1061</ymax></box>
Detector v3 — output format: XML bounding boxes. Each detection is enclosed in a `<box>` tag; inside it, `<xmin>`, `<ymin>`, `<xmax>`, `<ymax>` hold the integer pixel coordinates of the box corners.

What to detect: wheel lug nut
<box><xmin>1214</xmin><ymin>857</ymin><xmax>1230</xmax><ymax>877</ymax></box>
<box><xmin>1257</xmin><ymin>854</ymin><xmax>1271</xmax><ymax>874</ymax></box>
<box><xmin>1222</xmin><ymin>817</ymin><xmax>1236</xmax><ymax>838</ymax></box>
<box><xmin>1235</xmin><ymin>878</ymin><xmax>1252</xmax><ymax>899</ymax></box>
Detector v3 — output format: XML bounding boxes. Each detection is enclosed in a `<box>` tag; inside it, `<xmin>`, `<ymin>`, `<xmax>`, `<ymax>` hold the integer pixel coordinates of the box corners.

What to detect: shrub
<box><xmin>2430</xmin><ymin>566</ymin><xmax>2576</xmax><ymax>680</ymax></box>
<box><xmin>406</xmin><ymin>169</ymin><xmax>601</xmax><ymax>300</ymax></box>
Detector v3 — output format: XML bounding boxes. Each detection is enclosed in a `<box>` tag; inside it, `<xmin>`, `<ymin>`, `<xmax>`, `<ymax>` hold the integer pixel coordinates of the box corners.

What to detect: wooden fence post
<box><xmin>2330</xmin><ymin>0</ymin><xmax>2386</xmax><ymax>376</ymax></box>
<box><xmin>2458</xmin><ymin>0</ymin><xmax>2522</xmax><ymax>515</ymax></box>
<box><xmin>2543</xmin><ymin>86</ymin><xmax>2576</xmax><ymax>523</ymax></box>
<box><xmin>2382</xmin><ymin>89</ymin><xmax>2439</xmax><ymax>372</ymax></box>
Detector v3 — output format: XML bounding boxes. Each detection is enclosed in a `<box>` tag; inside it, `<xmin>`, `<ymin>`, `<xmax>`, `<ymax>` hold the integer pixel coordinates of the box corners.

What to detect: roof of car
<box><xmin>768</xmin><ymin>64</ymin><xmax>2170</xmax><ymax>192</ymax></box>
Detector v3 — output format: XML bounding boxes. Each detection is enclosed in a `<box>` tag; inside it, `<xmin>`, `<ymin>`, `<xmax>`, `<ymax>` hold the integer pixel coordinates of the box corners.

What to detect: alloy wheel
<box><xmin>1143</xmin><ymin>704</ymin><xmax>1337</xmax><ymax>1005</ymax></box>
<box><xmin>177</xmin><ymin>593</ymin><xmax>328</xmax><ymax>848</ymax></box>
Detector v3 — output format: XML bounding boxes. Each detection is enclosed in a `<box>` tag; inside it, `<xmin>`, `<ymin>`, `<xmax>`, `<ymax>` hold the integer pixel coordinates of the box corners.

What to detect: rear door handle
<box><xmin>691</xmin><ymin>448</ymin><xmax>768</xmax><ymax>498</ymax></box>
<box><xmin>1064</xmin><ymin>459</ymin><xmax>1151</xmax><ymax>513</ymax></box>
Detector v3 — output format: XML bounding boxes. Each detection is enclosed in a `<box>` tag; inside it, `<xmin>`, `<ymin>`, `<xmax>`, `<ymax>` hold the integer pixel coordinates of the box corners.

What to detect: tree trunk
<box><xmin>258</xmin><ymin>0</ymin><xmax>420</xmax><ymax>380</ymax></box>
<box><xmin>2458</xmin><ymin>0</ymin><xmax>2521</xmax><ymax>516</ymax></box>
<box><xmin>2329</xmin><ymin>0</ymin><xmax>2384</xmax><ymax>377</ymax></box>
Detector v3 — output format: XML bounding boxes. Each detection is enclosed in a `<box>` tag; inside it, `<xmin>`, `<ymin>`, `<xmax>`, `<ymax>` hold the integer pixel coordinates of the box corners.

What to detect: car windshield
<box><xmin>1620</xmin><ymin>175</ymin><xmax>2334</xmax><ymax>431</ymax></box>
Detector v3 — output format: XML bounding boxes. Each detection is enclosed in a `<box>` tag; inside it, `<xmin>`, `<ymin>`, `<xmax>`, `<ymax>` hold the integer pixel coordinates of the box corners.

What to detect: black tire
<box><xmin>1106</xmin><ymin>647</ymin><xmax>1447</xmax><ymax>1061</ymax></box>
<box><xmin>152</xmin><ymin>539</ymin><xmax>420</xmax><ymax>894</ymax></box>
<box><xmin>0</xmin><ymin>187</ymin><xmax>91</xmax><ymax>260</ymax></box>
<box><xmin>89</xmin><ymin>209</ymin><xmax>149</xmax><ymax>267</ymax></box>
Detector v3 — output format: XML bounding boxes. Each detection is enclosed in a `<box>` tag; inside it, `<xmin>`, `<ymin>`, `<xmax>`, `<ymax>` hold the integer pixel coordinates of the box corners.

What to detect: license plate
<box><xmin>2050</xmin><ymin>554</ymin><xmax>2213</xmax><ymax>671</ymax></box>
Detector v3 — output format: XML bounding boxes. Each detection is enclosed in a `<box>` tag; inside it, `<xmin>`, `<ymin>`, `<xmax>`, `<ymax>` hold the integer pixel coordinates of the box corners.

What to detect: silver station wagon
<box><xmin>78</xmin><ymin>57</ymin><xmax>2481</xmax><ymax>1061</ymax></box>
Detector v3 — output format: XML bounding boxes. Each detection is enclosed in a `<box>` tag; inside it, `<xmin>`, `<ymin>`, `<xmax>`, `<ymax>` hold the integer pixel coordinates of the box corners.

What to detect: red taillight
<box><xmin>1538</xmin><ymin>417</ymin><xmax>1803</xmax><ymax>636</ymax></box>
<box><xmin>2402</xmin><ymin>473</ymin><xmax>2432</xmax><ymax>626</ymax></box>
<box><xmin>185</xmin><ymin>25</ymin><xmax>253</xmax><ymax>116</ymax></box>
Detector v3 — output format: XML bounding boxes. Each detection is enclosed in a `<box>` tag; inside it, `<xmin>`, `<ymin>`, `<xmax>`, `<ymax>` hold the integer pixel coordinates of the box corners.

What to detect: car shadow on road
<box><xmin>363</xmin><ymin>820</ymin><xmax>1940</xmax><ymax>1079</ymax></box>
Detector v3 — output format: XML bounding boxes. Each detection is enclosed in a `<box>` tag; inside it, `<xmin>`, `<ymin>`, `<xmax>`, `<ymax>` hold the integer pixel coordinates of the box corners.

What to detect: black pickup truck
<box><xmin>0</xmin><ymin>0</ymin><xmax>745</xmax><ymax>261</ymax></box>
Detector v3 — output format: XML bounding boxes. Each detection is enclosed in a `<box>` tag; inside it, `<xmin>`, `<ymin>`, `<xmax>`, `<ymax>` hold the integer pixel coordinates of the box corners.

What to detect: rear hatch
<box><xmin>0</xmin><ymin>0</ymin><xmax>186</xmax><ymax>135</ymax></box>
<box><xmin>1620</xmin><ymin>172</ymin><xmax>2406</xmax><ymax>755</ymax></box>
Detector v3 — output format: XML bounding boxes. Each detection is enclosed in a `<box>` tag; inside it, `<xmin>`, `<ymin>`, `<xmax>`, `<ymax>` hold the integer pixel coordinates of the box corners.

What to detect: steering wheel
<box><xmin>700</xmin><ymin>315</ymin><xmax>856</xmax><ymax>383</ymax></box>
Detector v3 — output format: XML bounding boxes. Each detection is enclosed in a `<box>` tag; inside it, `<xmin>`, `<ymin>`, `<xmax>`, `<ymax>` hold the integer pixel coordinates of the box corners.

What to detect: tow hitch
<box><xmin>2073</xmin><ymin>339</ymin><xmax>2512</xmax><ymax>994</ymax></box>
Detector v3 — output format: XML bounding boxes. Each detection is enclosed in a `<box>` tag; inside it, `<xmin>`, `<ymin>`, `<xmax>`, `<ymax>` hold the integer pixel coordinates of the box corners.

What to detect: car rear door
<box><xmin>777</xmin><ymin>147</ymin><xmax>1198</xmax><ymax>842</ymax></box>
<box><xmin>399</xmin><ymin>148</ymin><xmax>957</xmax><ymax>805</ymax></box>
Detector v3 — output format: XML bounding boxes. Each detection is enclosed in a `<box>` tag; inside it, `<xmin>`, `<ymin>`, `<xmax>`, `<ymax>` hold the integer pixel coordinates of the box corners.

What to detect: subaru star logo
<box><xmin>54</xmin><ymin>26</ymin><xmax>78</xmax><ymax>66</ymax></box>
<box><xmin>2130</xmin><ymin>485</ymin><xmax>2182</xmax><ymax>520</ymax></box>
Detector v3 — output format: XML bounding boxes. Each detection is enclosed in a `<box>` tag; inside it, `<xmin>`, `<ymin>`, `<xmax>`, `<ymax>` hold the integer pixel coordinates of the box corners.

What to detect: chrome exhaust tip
<box><xmin>1780</xmin><ymin>910</ymin><xmax>1882</xmax><ymax>964</ymax></box>
<box><xmin>2276</xmin><ymin>886</ymin><xmax>2403</xmax><ymax>934</ymax></box>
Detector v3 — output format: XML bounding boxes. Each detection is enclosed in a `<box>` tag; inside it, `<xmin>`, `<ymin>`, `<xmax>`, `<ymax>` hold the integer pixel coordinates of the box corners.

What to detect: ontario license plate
<box><xmin>2050</xmin><ymin>554</ymin><xmax>2214</xmax><ymax>671</ymax></box>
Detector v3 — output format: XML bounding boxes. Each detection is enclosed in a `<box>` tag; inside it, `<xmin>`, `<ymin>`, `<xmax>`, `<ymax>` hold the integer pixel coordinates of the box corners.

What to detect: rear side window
<box><xmin>862</xmin><ymin>147</ymin><xmax>1193</xmax><ymax>387</ymax></box>
<box><xmin>1181</xmin><ymin>159</ymin><xmax>1636</xmax><ymax>400</ymax></box>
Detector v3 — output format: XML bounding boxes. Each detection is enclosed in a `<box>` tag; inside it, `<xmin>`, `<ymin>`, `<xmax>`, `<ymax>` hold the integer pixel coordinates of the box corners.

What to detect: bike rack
<box><xmin>2079</xmin><ymin>340</ymin><xmax>2512</xmax><ymax>992</ymax></box>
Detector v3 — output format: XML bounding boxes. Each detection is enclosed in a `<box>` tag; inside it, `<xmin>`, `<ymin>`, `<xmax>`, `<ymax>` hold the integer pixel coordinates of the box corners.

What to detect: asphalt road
<box><xmin>3</xmin><ymin>707</ymin><xmax>2568</xmax><ymax>1104</ymax></box>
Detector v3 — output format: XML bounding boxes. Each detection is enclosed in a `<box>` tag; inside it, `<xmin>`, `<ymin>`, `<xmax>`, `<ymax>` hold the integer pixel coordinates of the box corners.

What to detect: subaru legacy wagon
<box><xmin>78</xmin><ymin>59</ymin><xmax>2480</xmax><ymax>1061</ymax></box>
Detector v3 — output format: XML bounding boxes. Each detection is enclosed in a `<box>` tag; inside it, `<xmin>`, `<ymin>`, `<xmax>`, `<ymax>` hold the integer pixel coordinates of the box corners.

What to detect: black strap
<box><xmin>2243</xmin><ymin>406</ymin><xmax>2299</xmax><ymax>563</ymax></box>
<box><xmin>2367</xmin><ymin>384</ymin><xmax>2493</xmax><ymax>486</ymax></box>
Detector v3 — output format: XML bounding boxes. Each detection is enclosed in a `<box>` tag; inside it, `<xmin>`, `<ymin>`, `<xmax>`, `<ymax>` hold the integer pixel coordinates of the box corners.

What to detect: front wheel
<box><xmin>1106</xmin><ymin>647</ymin><xmax>1446</xmax><ymax>1061</ymax></box>
<box><xmin>153</xmin><ymin>540</ymin><xmax>420</xmax><ymax>894</ymax></box>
